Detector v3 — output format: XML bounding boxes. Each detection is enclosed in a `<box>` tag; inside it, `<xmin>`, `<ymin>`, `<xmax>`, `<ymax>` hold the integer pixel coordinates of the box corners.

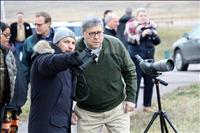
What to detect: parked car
<box><xmin>172</xmin><ymin>24</ymin><xmax>200</xmax><ymax>71</ymax></box>
<box><xmin>30</xmin><ymin>21</ymin><xmax>82</xmax><ymax>37</ymax></box>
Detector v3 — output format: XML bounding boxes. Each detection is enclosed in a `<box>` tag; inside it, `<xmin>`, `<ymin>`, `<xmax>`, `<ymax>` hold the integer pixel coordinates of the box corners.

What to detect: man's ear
<box><xmin>47</xmin><ymin>22</ymin><xmax>51</xmax><ymax>28</ymax></box>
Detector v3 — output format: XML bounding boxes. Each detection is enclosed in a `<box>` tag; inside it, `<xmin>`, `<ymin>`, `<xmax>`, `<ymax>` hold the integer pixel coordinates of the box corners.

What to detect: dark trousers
<box><xmin>134</xmin><ymin>60</ymin><xmax>154</xmax><ymax>107</ymax></box>
<box><xmin>0</xmin><ymin>106</ymin><xmax>5</xmax><ymax>131</ymax></box>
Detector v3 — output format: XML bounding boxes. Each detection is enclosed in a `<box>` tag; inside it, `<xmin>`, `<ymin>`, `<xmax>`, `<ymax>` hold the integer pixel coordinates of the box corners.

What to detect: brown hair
<box><xmin>35</xmin><ymin>11</ymin><xmax>52</xmax><ymax>24</ymax></box>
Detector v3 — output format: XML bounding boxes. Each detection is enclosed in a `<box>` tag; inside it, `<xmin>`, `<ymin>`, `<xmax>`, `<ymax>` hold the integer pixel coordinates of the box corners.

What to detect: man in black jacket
<box><xmin>104</xmin><ymin>12</ymin><xmax>119</xmax><ymax>37</ymax></box>
<box><xmin>10</xmin><ymin>12</ymin><xmax>32</xmax><ymax>58</ymax></box>
<box><xmin>117</xmin><ymin>7</ymin><xmax>133</xmax><ymax>48</ymax></box>
<box><xmin>29</xmin><ymin>27</ymin><xmax>79</xmax><ymax>133</ymax></box>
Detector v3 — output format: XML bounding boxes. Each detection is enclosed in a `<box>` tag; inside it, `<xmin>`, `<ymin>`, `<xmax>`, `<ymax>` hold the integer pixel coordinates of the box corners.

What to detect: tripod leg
<box><xmin>159</xmin><ymin>113</ymin><xmax>166</xmax><ymax>133</ymax></box>
<box><xmin>144</xmin><ymin>112</ymin><xmax>159</xmax><ymax>133</ymax></box>
<box><xmin>163</xmin><ymin>112</ymin><xmax>178</xmax><ymax>133</ymax></box>
<box><xmin>160</xmin><ymin>113</ymin><xmax>169</xmax><ymax>133</ymax></box>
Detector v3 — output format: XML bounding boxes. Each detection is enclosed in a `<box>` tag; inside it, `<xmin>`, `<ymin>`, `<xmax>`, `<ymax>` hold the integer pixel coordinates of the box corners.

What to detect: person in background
<box><xmin>104</xmin><ymin>12</ymin><xmax>119</xmax><ymax>37</ymax></box>
<box><xmin>10</xmin><ymin>12</ymin><xmax>32</xmax><ymax>58</ymax></box>
<box><xmin>117</xmin><ymin>7</ymin><xmax>133</xmax><ymax>48</ymax></box>
<box><xmin>1</xmin><ymin>21</ymin><xmax>28</xmax><ymax>133</ymax></box>
<box><xmin>73</xmin><ymin>16</ymin><xmax>137</xmax><ymax>133</ymax></box>
<box><xmin>28</xmin><ymin>27</ymin><xmax>79</xmax><ymax>133</ymax></box>
<box><xmin>102</xmin><ymin>9</ymin><xmax>113</xmax><ymax>26</ymax></box>
<box><xmin>21</xmin><ymin>11</ymin><xmax>54</xmax><ymax>84</ymax></box>
<box><xmin>124</xmin><ymin>7</ymin><xmax>161</xmax><ymax>112</ymax></box>
<box><xmin>0</xmin><ymin>22</ymin><xmax>17</xmax><ymax>132</ymax></box>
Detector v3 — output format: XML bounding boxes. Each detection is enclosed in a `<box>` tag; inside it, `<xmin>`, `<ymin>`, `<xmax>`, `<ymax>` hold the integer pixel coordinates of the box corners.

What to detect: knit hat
<box><xmin>53</xmin><ymin>27</ymin><xmax>76</xmax><ymax>44</ymax></box>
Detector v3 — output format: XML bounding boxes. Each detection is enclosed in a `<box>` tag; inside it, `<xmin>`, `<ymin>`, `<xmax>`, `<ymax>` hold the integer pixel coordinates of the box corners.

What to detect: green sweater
<box><xmin>76</xmin><ymin>35</ymin><xmax>137</xmax><ymax>112</ymax></box>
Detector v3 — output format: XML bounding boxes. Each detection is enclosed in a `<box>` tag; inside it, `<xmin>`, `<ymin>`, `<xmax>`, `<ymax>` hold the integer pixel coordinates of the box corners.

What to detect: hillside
<box><xmin>2</xmin><ymin>1</ymin><xmax>200</xmax><ymax>27</ymax></box>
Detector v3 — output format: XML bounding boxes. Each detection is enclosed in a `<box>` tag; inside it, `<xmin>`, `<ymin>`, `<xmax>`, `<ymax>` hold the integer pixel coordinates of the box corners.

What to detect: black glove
<box><xmin>71</xmin><ymin>48</ymin><xmax>97</xmax><ymax>71</ymax></box>
<box><xmin>70</xmin><ymin>52</ymin><xmax>84</xmax><ymax>67</ymax></box>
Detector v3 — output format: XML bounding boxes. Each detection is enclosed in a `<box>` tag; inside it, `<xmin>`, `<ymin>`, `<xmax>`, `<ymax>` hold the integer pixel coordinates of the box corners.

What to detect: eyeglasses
<box><xmin>1</xmin><ymin>33</ymin><xmax>11</xmax><ymax>38</ymax></box>
<box><xmin>34</xmin><ymin>23</ymin><xmax>45</xmax><ymax>27</ymax></box>
<box><xmin>87</xmin><ymin>31</ymin><xmax>103</xmax><ymax>38</ymax></box>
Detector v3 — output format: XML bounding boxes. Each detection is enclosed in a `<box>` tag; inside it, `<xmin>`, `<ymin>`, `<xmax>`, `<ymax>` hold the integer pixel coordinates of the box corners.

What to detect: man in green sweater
<box><xmin>73</xmin><ymin>16</ymin><xmax>137</xmax><ymax>133</ymax></box>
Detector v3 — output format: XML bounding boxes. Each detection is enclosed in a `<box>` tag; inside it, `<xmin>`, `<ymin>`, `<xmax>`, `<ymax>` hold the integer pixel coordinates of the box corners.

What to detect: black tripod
<box><xmin>144</xmin><ymin>77</ymin><xmax>178</xmax><ymax>133</ymax></box>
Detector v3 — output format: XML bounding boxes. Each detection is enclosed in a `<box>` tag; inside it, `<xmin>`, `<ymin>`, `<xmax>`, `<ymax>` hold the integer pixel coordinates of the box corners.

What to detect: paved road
<box><xmin>18</xmin><ymin>64</ymin><xmax>200</xmax><ymax>133</ymax></box>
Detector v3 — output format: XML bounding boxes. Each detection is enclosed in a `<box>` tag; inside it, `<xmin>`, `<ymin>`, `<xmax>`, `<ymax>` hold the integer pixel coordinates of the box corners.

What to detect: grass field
<box><xmin>2</xmin><ymin>1</ymin><xmax>199</xmax><ymax>25</ymax></box>
<box><xmin>130</xmin><ymin>83</ymin><xmax>200</xmax><ymax>133</ymax></box>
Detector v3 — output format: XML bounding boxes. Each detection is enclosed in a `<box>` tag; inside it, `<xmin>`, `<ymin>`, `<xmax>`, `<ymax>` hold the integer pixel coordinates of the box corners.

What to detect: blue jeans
<box><xmin>15</xmin><ymin>42</ymin><xmax>24</xmax><ymax>56</ymax></box>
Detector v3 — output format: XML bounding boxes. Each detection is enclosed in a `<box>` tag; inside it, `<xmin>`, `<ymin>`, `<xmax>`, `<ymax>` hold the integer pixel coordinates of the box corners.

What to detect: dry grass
<box><xmin>130</xmin><ymin>83</ymin><xmax>200</xmax><ymax>133</ymax></box>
